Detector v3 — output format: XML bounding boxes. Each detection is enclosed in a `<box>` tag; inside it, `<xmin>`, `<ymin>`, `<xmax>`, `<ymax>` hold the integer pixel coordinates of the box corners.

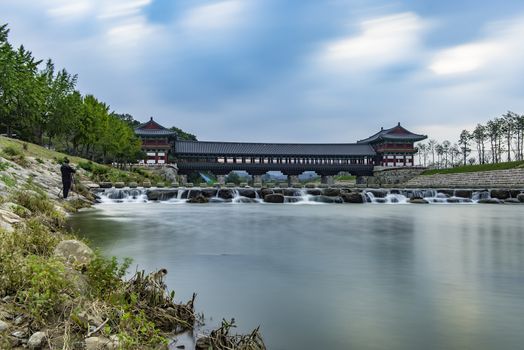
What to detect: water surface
<box><xmin>70</xmin><ymin>204</ymin><xmax>524</xmax><ymax>350</ymax></box>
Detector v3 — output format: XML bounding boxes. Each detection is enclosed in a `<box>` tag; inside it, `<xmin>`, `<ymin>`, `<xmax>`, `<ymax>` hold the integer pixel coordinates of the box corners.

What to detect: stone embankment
<box><xmin>405</xmin><ymin>168</ymin><xmax>524</xmax><ymax>188</ymax></box>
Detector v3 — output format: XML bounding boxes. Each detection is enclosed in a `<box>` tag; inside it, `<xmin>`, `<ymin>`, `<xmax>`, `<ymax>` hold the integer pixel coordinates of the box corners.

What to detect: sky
<box><xmin>2</xmin><ymin>0</ymin><xmax>524</xmax><ymax>143</ymax></box>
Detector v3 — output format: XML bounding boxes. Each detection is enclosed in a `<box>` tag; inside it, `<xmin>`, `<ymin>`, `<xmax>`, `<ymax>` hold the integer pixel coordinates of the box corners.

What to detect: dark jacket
<box><xmin>60</xmin><ymin>163</ymin><xmax>76</xmax><ymax>184</ymax></box>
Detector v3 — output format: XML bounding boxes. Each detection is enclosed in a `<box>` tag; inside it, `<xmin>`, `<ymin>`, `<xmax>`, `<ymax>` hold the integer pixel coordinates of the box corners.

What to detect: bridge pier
<box><xmin>321</xmin><ymin>175</ymin><xmax>334</xmax><ymax>185</ymax></box>
<box><xmin>252</xmin><ymin>175</ymin><xmax>263</xmax><ymax>186</ymax></box>
<box><xmin>179</xmin><ymin>174</ymin><xmax>188</xmax><ymax>185</ymax></box>
<box><xmin>216</xmin><ymin>175</ymin><xmax>226</xmax><ymax>185</ymax></box>
<box><xmin>287</xmin><ymin>175</ymin><xmax>299</xmax><ymax>186</ymax></box>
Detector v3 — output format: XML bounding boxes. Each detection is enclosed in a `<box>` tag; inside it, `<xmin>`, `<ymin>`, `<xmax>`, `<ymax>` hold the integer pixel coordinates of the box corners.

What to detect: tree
<box><xmin>458</xmin><ymin>129</ymin><xmax>471</xmax><ymax>165</ymax></box>
<box><xmin>428</xmin><ymin>139</ymin><xmax>437</xmax><ymax>167</ymax></box>
<box><xmin>442</xmin><ymin>140</ymin><xmax>451</xmax><ymax>167</ymax></box>
<box><xmin>472</xmin><ymin>124</ymin><xmax>486</xmax><ymax>164</ymax></box>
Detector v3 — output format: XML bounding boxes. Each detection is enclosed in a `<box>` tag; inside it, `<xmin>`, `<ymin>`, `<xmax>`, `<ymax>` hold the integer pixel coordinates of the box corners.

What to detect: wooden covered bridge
<box><xmin>134</xmin><ymin>118</ymin><xmax>427</xmax><ymax>185</ymax></box>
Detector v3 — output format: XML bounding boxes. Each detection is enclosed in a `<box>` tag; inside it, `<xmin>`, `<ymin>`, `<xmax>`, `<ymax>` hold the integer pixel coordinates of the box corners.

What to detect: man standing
<box><xmin>60</xmin><ymin>157</ymin><xmax>76</xmax><ymax>199</ymax></box>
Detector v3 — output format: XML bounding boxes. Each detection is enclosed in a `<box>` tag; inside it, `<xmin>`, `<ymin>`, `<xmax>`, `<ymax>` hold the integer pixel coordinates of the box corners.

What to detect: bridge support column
<box><xmin>217</xmin><ymin>175</ymin><xmax>226</xmax><ymax>185</ymax></box>
<box><xmin>179</xmin><ymin>175</ymin><xmax>188</xmax><ymax>185</ymax></box>
<box><xmin>321</xmin><ymin>175</ymin><xmax>334</xmax><ymax>185</ymax></box>
<box><xmin>287</xmin><ymin>175</ymin><xmax>299</xmax><ymax>187</ymax></box>
<box><xmin>252</xmin><ymin>175</ymin><xmax>263</xmax><ymax>186</ymax></box>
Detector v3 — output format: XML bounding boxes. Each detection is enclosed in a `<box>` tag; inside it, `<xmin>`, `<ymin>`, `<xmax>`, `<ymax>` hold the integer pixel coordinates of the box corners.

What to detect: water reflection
<box><xmin>70</xmin><ymin>204</ymin><xmax>524</xmax><ymax>350</ymax></box>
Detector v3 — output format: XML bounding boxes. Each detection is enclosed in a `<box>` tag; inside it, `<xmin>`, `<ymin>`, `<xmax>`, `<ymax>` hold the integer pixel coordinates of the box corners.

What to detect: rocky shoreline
<box><xmin>0</xmin><ymin>147</ymin><xmax>265</xmax><ymax>349</ymax></box>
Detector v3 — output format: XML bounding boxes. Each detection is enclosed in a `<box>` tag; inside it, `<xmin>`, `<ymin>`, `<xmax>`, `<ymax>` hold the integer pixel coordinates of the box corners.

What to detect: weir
<box><xmin>94</xmin><ymin>186</ymin><xmax>524</xmax><ymax>205</ymax></box>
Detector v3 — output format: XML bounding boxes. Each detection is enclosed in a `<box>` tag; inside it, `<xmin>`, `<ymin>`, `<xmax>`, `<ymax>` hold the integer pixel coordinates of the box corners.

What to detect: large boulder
<box><xmin>264</xmin><ymin>194</ymin><xmax>284</xmax><ymax>203</ymax></box>
<box><xmin>54</xmin><ymin>240</ymin><xmax>94</xmax><ymax>265</ymax></box>
<box><xmin>238</xmin><ymin>188</ymin><xmax>257</xmax><ymax>198</ymax></box>
<box><xmin>260</xmin><ymin>188</ymin><xmax>274</xmax><ymax>197</ymax></box>
<box><xmin>201</xmin><ymin>188</ymin><xmax>218</xmax><ymax>198</ymax></box>
<box><xmin>367</xmin><ymin>189</ymin><xmax>387</xmax><ymax>198</ymax></box>
<box><xmin>454</xmin><ymin>190</ymin><xmax>472</xmax><ymax>199</ymax></box>
<box><xmin>322</xmin><ymin>188</ymin><xmax>340</xmax><ymax>197</ymax></box>
<box><xmin>306</xmin><ymin>189</ymin><xmax>322</xmax><ymax>196</ymax></box>
<box><xmin>490</xmin><ymin>189</ymin><xmax>510</xmax><ymax>200</ymax></box>
<box><xmin>187</xmin><ymin>194</ymin><xmax>209</xmax><ymax>204</ymax></box>
<box><xmin>216</xmin><ymin>189</ymin><xmax>233</xmax><ymax>200</ymax></box>
<box><xmin>341</xmin><ymin>192</ymin><xmax>364</xmax><ymax>203</ymax></box>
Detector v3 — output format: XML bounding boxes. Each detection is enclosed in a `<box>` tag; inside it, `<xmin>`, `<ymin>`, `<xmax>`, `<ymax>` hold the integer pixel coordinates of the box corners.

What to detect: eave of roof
<box><xmin>357</xmin><ymin>124</ymin><xmax>427</xmax><ymax>143</ymax></box>
<box><xmin>174</xmin><ymin>141</ymin><xmax>376</xmax><ymax>156</ymax></box>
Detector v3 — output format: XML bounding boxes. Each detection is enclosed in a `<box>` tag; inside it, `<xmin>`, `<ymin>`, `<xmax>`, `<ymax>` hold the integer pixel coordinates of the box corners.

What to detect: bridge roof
<box><xmin>357</xmin><ymin>123</ymin><xmax>427</xmax><ymax>143</ymax></box>
<box><xmin>175</xmin><ymin>141</ymin><xmax>376</xmax><ymax>156</ymax></box>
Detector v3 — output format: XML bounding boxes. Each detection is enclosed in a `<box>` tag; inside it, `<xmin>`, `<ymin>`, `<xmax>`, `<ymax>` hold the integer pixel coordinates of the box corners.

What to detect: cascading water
<box><xmin>94</xmin><ymin>187</ymin><xmax>518</xmax><ymax>205</ymax></box>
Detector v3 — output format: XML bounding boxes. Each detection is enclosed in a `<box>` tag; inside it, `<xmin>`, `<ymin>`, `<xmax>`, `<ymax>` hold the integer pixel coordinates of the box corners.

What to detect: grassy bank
<box><xmin>0</xmin><ymin>138</ymin><xmax>265</xmax><ymax>349</ymax></box>
<box><xmin>422</xmin><ymin>160</ymin><xmax>524</xmax><ymax>175</ymax></box>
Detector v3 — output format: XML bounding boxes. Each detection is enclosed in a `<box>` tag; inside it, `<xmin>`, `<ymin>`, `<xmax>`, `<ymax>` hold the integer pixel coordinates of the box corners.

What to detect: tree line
<box><xmin>416</xmin><ymin>111</ymin><xmax>524</xmax><ymax>168</ymax></box>
<box><xmin>0</xmin><ymin>24</ymin><xmax>196</xmax><ymax>164</ymax></box>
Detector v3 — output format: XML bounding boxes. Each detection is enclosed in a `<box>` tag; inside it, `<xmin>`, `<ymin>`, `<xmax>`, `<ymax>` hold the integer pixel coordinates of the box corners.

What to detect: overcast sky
<box><xmin>2</xmin><ymin>0</ymin><xmax>524</xmax><ymax>143</ymax></box>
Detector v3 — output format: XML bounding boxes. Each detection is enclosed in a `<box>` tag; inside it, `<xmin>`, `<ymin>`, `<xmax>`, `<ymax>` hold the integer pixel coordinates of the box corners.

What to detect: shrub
<box><xmin>86</xmin><ymin>254</ymin><xmax>132</xmax><ymax>298</ymax></box>
<box><xmin>0</xmin><ymin>174</ymin><xmax>16</xmax><ymax>187</ymax></box>
<box><xmin>0</xmin><ymin>161</ymin><xmax>10</xmax><ymax>171</ymax></box>
<box><xmin>2</xmin><ymin>145</ymin><xmax>22</xmax><ymax>157</ymax></box>
<box><xmin>20</xmin><ymin>255</ymin><xmax>76</xmax><ymax>322</ymax></box>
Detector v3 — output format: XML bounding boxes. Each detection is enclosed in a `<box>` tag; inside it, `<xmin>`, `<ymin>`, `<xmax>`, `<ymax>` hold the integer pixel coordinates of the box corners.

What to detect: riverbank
<box><xmin>0</xmin><ymin>139</ymin><xmax>265</xmax><ymax>349</ymax></box>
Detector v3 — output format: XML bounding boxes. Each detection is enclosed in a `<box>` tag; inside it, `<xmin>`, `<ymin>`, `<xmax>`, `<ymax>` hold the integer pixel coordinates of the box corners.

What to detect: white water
<box><xmin>94</xmin><ymin>187</ymin><xmax>520</xmax><ymax>205</ymax></box>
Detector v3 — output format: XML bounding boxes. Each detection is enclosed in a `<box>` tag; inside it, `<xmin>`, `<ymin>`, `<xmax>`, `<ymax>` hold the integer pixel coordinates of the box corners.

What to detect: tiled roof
<box><xmin>135</xmin><ymin>129</ymin><xmax>176</xmax><ymax>136</ymax></box>
<box><xmin>175</xmin><ymin>141</ymin><xmax>376</xmax><ymax>156</ymax></box>
<box><xmin>357</xmin><ymin>123</ymin><xmax>427</xmax><ymax>143</ymax></box>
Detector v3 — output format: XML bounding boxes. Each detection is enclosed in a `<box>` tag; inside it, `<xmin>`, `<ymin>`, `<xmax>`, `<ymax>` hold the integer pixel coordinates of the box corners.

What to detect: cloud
<box><xmin>317</xmin><ymin>12</ymin><xmax>427</xmax><ymax>71</ymax></box>
<box><xmin>98</xmin><ymin>0</ymin><xmax>153</xmax><ymax>20</ymax></box>
<box><xmin>44</xmin><ymin>0</ymin><xmax>92</xmax><ymax>20</ymax></box>
<box><xmin>180</xmin><ymin>0</ymin><xmax>246</xmax><ymax>32</ymax></box>
<box><xmin>429</xmin><ymin>17</ymin><xmax>524</xmax><ymax>76</ymax></box>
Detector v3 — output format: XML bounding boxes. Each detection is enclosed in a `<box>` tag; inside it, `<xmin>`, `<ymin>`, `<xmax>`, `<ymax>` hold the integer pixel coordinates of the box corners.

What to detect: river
<box><xmin>69</xmin><ymin>203</ymin><xmax>524</xmax><ymax>350</ymax></box>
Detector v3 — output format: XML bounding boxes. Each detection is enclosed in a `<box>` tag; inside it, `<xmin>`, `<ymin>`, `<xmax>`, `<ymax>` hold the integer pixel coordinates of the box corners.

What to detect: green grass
<box><xmin>422</xmin><ymin>160</ymin><xmax>524</xmax><ymax>175</ymax></box>
<box><xmin>0</xmin><ymin>136</ymin><xmax>86</xmax><ymax>164</ymax></box>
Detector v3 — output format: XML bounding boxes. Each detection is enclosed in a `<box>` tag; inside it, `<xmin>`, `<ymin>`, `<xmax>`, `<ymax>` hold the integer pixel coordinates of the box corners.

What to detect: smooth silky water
<box><xmin>69</xmin><ymin>203</ymin><xmax>524</xmax><ymax>350</ymax></box>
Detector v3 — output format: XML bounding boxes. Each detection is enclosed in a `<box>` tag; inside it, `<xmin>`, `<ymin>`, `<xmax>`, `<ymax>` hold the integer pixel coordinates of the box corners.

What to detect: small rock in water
<box><xmin>28</xmin><ymin>331</ymin><xmax>46</xmax><ymax>349</ymax></box>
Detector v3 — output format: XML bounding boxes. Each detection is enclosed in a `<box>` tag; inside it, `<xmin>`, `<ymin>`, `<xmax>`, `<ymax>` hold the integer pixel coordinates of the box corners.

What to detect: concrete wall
<box><xmin>359</xmin><ymin>167</ymin><xmax>426</xmax><ymax>186</ymax></box>
<box><xmin>405</xmin><ymin>168</ymin><xmax>524</xmax><ymax>188</ymax></box>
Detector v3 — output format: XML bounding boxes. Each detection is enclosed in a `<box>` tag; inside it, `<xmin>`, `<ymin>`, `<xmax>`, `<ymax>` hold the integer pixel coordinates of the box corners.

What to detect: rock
<box><xmin>446</xmin><ymin>198</ymin><xmax>461</xmax><ymax>203</ymax></box>
<box><xmin>0</xmin><ymin>209</ymin><xmax>21</xmax><ymax>232</ymax></box>
<box><xmin>341</xmin><ymin>192</ymin><xmax>364</xmax><ymax>203</ymax></box>
<box><xmin>85</xmin><ymin>336</ymin><xmax>114</xmax><ymax>350</ymax></box>
<box><xmin>200</xmin><ymin>188</ymin><xmax>217</xmax><ymax>198</ymax></box>
<box><xmin>156</xmin><ymin>182</ymin><xmax>165</xmax><ymax>188</ymax></box>
<box><xmin>0</xmin><ymin>320</ymin><xmax>8</xmax><ymax>332</ymax></box>
<box><xmin>128</xmin><ymin>182</ymin><xmax>138</xmax><ymax>188</ymax></box>
<box><xmin>187</xmin><ymin>194</ymin><xmax>209</xmax><ymax>204</ymax></box>
<box><xmin>187</xmin><ymin>190</ymin><xmax>203</xmax><ymax>199</ymax></box>
<box><xmin>28</xmin><ymin>331</ymin><xmax>46</xmax><ymax>349</ymax></box>
<box><xmin>142</xmin><ymin>181</ymin><xmax>152</xmax><ymax>188</ymax></box>
<box><xmin>478</xmin><ymin>198</ymin><xmax>502</xmax><ymax>204</ymax></box>
<box><xmin>260</xmin><ymin>188</ymin><xmax>274</xmax><ymax>197</ymax></box>
<box><xmin>517</xmin><ymin>193</ymin><xmax>524</xmax><ymax>203</ymax></box>
<box><xmin>264</xmin><ymin>194</ymin><xmax>284</xmax><ymax>203</ymax></box>
<box><xmin>99</xmin><ymin>182</ymin><xmax>112</xmax><ymax>189</ymax></box>
<box><xmin>310</xmin><ymin>195</ymin><xmax>343</xmax><ymax>204</ymax></box>
<box><xmin>322</xmin><ymin>188</ymin><xmax>340</xmax><ymax>197</ymax></box>
<box><xmin>504</xmin><ymin>198</ymin><xmax>521</xmax><ymax>204</ymax></box>
<box><xmin>54</xmin><ymin>240</ymin><xmax>94</xmax><ymax>265</ymax></box>
<box><xmin>490</xmin><ymin>189</ymin><xmax>510</xmax><ymax>200</ymax></box>
<box><xmin>11</xmin><ymin>330</ymin><xmax>26</xmax><ymax>338</ymax></box>
<box><xmin>454</xmin><ymin>190</ymin><xmax>472</xmax><ymax>198</ymax></box>
<box><xmin>14</xmin><ymin>316</ymin><xmax>24</xmax><ymax>326</ymax></box>
<box><xmin>306</xmin><ymin>189</ymin><xmax>322</xmax><ymax>196</ymax></box>
<box><xmin>195</xmin><ymin>336</ymin><xmax>212</xmax><ymax>350</ymax></box>
<box><xmin>368</xmin><ymin>189</ymin><xmax>388</xmax><ymax>198</ymax></box>
<box><xmin>113</xmin><ymin>182</ymin><xmax>125</xmax><ymax>189</ymax></box>
<box><xmin>237</xmin><ymin>188</ymin><xmax>256</xmax><ymax>198</ymax></box>
<box><xmin>410</xmin><ymin>198</ymin><xmax>429</xmax><ymax>204</ymax></box>
<box><xmin>218</xmin><ymin>189</ymin><xmax>234</xmax><ymax>200</ymax></box>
